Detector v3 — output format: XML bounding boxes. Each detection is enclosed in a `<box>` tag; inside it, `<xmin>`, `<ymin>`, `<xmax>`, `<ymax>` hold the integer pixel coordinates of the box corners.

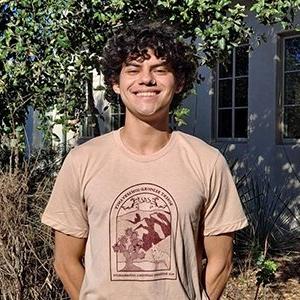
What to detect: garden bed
<box><xmin>223</xmin><ymin>255</ymin><xmax>300</xmax><ymax>299</ymax></box>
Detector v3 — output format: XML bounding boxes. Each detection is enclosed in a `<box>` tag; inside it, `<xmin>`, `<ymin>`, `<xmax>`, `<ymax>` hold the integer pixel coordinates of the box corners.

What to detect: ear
<box><xmin>175</xmin><ymin>80</ymin><xmax>184</xmax><ymax>94</ymax></box>
<box><xmin>113</xmin><ymin>83</ymin><xmax>120</xmax><ymax>94</ymax></box>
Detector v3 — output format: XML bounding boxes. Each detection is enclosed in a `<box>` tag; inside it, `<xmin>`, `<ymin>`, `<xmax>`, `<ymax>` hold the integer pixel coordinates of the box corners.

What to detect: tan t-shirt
<box><xmin>42</xmin><ymin>129</ymin><xmax>248</xmax><ymax>300</ymax></box>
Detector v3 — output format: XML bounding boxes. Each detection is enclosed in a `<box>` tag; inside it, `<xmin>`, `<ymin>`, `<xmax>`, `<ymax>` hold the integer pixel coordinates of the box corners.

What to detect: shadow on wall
<box><xmin>211</xmin><ymin>108</ymin><xmax>300</xmax><ymax>254</ymax></box>
<box><xmin>215</xmin><ymin>106</ymin><xmax>300</xmax><ymax>197</ymax></box>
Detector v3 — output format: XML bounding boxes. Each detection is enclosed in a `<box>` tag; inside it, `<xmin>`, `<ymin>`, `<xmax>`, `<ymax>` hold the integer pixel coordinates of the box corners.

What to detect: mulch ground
<box><xmin>223</xmin><ymin>254</ymin><xmax>300</xmax><ymax>299</ymax></box>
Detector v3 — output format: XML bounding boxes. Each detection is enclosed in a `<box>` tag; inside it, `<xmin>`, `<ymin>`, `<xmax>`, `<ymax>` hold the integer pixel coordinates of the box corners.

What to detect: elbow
<box><xmin>53</xmin><ymin>259</ymin><xmax>64</xmax><ymax>278</ymax></box>
<box><xmin>222</xmin><ymin>252</ymin><xmax>233</xmax><ymax>278</ymax></box>
<box><xmin>53</xmin><ymin>256</ymin><xmax>84</xmax><ymax>279</ymax></box>
<box><xmin>221</xmin><ymin>248</ymin><xmax>233</xmax><ymax>279</ymax></box>
<box><xmin>224</xmin><ymin>260</ymin><xmax>233</xmax><ymax>279</ymax></box>
<box><xmin>53</xmin><ymin>258</ymin><xmax>70</xmax><ymax>279</ymax></box>
<box><xmin>206</xmin><ymin>256</ymin><xmax>233</xmax><ymax>281</ymax></box>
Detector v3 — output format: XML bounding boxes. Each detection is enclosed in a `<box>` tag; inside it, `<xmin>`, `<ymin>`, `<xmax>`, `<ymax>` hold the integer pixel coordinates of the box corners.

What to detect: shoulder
<box><xmin>173</xmin><ymin>131</ymin><xmax>226</xmax><ymax>179</ymax></box>
<box><xmin>70</xmin><ymin>131</ymin><xmax>115</xmax><ymax>157</ymax></box>
<box><xmin>65</xmin><ymin>131</ymin><xmax>116</xmax><ymax>171</ymax></box>
<box><xmin>174</xmin><ymin>130</ymin><xmax>220</xmax><ymax>161</ymax></box>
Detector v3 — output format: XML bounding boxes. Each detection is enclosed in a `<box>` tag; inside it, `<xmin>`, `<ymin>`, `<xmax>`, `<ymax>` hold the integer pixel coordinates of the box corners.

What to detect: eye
<box><xmin>154</xmin><ymin>67</ymin><xmax>168</xmax><ymax>74</ymax></box>
<box><xmin>125</xmin><ymin>67</ymin><xmax>139</xmax><ymax>74</ymax></box>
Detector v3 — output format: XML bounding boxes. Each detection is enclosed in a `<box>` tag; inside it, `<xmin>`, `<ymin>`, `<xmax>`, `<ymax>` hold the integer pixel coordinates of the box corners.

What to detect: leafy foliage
<box><xmin>254</xmin><ymin>252</ymin><xmax>278</xmax><ymax>299</ymax></box>
<box><xmin>0</xmin><ymin>0</ymin><xmax>300</xmax><ymax>168</ymax></box>
<box><xmin>255</xmin><ymin>253</ymin><xmax>278</xmax><ymax>287</ymax></box>
<box><xmin>251</xmin><ymin>0</ymin><xmax>300</xmax><ymax>29</ymax></box>
<box><xmin>172</xmin><ymin>107</ymin><xmax>190</xmax><ymax>127</ymax></box>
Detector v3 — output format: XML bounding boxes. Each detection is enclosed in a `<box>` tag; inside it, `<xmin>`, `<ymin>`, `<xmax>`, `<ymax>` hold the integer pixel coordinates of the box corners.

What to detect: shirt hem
<box><xmin>41</xmin><ymin>215</ymin><xmax>89</xmax><ymax>238</ymax></box>
<box><xmin>203</xmin><ymin>217</ymin><xmax>248</xmax><ymax>236</ymax></box>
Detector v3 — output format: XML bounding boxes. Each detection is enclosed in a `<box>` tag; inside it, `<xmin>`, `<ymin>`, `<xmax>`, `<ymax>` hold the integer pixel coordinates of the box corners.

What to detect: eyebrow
<box><xmin>124</xmin><ymin>61</ymin><xmax>169</xmax><ymax>68</ymax></box>
<box><xmin>124</xmin><ymin>62</ymin><xmax>141</xmax><ymax>67</ymax></box>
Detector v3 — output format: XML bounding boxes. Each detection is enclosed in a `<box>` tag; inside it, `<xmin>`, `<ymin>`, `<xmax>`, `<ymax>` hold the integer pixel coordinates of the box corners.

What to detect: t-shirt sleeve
<box><xmin>41</xmin><ymin>150</ymin><xmax>88</xmax><ymax>238</ymax></box>
<box><xmin>203</xmin><ymin>152</ymin><xmax>248</xmax><ymax>236</ymax></box>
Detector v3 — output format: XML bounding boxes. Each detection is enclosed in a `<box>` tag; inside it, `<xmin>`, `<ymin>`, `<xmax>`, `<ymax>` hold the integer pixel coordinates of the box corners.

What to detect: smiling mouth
<box><xmin>134</xmin><ymin>91</ymin><xmax>160</xmax><ymax>97</ymax></box>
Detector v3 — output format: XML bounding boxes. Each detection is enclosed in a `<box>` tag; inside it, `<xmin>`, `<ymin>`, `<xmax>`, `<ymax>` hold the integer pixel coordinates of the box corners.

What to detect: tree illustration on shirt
<box><xmin>112</xmin><ymin>227</ymin><xmax>146</xmax><ymax>271</ymax></box>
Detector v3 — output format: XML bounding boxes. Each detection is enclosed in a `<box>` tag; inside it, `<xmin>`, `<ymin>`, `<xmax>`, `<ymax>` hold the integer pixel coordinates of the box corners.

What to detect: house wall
<box><xmin>181</xmin><ymin>13</ymin><xmax>300</xmax><ymax>212</ymax></box>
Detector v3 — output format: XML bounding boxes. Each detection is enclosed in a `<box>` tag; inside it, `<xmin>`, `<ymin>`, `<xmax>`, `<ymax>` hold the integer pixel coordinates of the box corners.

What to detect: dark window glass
<box><xmin>284</xmin><ymin>107</ymin><xmax>300</xmax><ymax>138</ymax></box>
<box><xmin>111</xmin><ymin>115</ymin><xmax>120</xmax><ymax>130</ymax></box>
<box><xmin>111</xmin><ymin>103</ymin><xmax>125</xmax><ymax>130</ymax></box>
<box><xmin>219</xmin><ymin>53</ymin><xmax>233</xmax><ymax>78</ymax></box>
<box><xmin>219</xmin><ymin>79</ymin><xmax>232</xmax><ymax>108</ymax></box>
<box><xmin>218</xmin><ymin>109</ymin><xmax>232</xmax><ymax>138</ymax></box>
<box><xmin>284</xmin><ymin>72</ymin><xmax>300</xmax><ymax>105</ymax></box>
<box><xmin>285</xmin><ymin>37</ymin><xmax>300</xmax><ymax>72</ymax></box>
<box><xmin>120</xmin><ymin>113</ymin><xmax>125</xmax><ymax>127</ymax></box>
<box><xmin>235</xmin><ymin>77</ymin><xmax>248</xmax><ymax>107</ymax></box>
<box><xmin>234</xmin><ymin>108</ymin><xmax>248</xmax><ymax>138</ymax></box>
<box><xmin>217</xmin><ymin>45</ymin><xmax>249</xmax><ymax>139</ymax></box>
<box><xmin>236</xmin><ymin>46</ymin><xmax>249</xmax><ymax>76</ymax></box>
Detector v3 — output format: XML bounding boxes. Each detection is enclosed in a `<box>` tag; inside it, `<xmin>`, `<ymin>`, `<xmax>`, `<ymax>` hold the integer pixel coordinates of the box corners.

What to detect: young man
<box><xmin>42</xmin><ymin>22</ymin><xmax>248</xmax><ymax>300</ymax></box>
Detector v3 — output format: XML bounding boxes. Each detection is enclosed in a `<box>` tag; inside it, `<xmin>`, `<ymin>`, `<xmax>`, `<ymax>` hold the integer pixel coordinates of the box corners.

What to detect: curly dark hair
<box><xmin>100</xmin><ymin>21</ymin><xmax>198</xmax><ymax>110</ymax></box>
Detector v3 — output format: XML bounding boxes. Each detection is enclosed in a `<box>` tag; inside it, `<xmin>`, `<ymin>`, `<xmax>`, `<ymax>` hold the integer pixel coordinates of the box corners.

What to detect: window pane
<box><xmin>284</xmin><ymin>72</ymin><xmax>300</xmax><ymax>105</ymax></box>
<box><xmin>219</xmin><ymin>53</ymin><xmax>233</xmax><ymax>78</ymax></box>
<box><xmin>218</xmin><ymin>109</ymin><xmax>232</xmax><ymax>138</ymax></box>
<box><xmin>120</xmin><ymin>113</ymin><xmax>125</xmax><ymax>127</ymax></box>
<box><xmin>219</xmin><ymin>79</ymin><xmax>232</xmax><ymax>108</ymax></box>
<box><xmin>234</xmin><ymin>108</ymin><xmax>248</xmax><ymax>138</ymax></box>
<box><xmin>236</xmin><ymin>45</ymin><xmax>249</xmax><ymax>76</ymax></box>
<box><xmin>111</xmin><ymin>115</ymin><xmax>121</xmax><ymax>130</ymax></box>
<box><xmin>235</xmin><ymin>77</ymin><xmax>248</xmax><ymax>107</ymax></box>
<box><xmin>284</xmin><ymin>106</ymin><xmax>300</xmax><ymax>138</ymax></box>
<box><xmin>285</xmin><ymin>37</ymin><xmax>300</xmax><ymax>71</ymax></box>
<box><xmin>111</xmin><ymin>104</ymin><xmax>125</xmax><ymax>130</ymax></box>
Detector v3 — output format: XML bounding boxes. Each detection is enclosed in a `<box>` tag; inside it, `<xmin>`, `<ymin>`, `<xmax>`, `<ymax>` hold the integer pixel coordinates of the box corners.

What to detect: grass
<box><xmin>0</xmin><ymin>168</ymin><xmax>67</xmax><ymax>299</ymax></box>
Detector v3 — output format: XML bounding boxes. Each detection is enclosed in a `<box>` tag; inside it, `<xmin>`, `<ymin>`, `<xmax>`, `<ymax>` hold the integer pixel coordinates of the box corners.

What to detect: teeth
<box><xmin>136</xmin><ymin>92</ymin><xmax>157</xmax><ymax>97</ymax></box>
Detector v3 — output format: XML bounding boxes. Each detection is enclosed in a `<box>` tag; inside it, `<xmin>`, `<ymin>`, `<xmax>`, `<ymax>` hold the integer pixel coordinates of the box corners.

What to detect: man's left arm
<box><xmin>202</xmin><ymin>232</ymin><xmax>234</xmax><ymax>300</ymax></box>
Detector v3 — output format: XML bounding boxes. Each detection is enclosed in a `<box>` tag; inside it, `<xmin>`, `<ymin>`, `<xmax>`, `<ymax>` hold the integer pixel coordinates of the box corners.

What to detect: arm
<box><xmin>54</xmin><ymin>231</ymin><xmax>87</xmax><ymax>300</ymax></box>
<box><xmin>202</xmin><ymin>232</ymin><xmax>234</xmax><ymax>300</ymax></box>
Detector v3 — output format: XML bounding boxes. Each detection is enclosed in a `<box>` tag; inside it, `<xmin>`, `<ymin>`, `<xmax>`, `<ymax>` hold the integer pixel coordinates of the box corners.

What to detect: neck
<box><xmin>120</xmin><ymin>113</ymin><xmax>171</xmax><ymax>155</ymax></box>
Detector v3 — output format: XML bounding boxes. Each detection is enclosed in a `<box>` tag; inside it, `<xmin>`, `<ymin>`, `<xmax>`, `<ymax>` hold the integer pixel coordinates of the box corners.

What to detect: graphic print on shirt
<box><xmin>109</xmin><ymin>183</ymin><xmax>178</xmax><ymax>281</ymax></box>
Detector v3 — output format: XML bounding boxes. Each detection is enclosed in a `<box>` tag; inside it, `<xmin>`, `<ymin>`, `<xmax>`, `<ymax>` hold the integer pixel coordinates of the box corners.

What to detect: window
<box><xmin>110</xmin><ymin>103</ymin><xmax>125</xmax><ymax>130</ymax></box>
<box><xmin>281</xmin><ymin>35</ymin><xmax>300</xmax><ymax>139</ymax></box>
<box><xmin>216</xmin><ymin>45</ymin><xmax>249</xmax><ymax>139</ymax></box>
<box><xmin>79</xmin><ymin>103</ymin><xmax>125</xmax><ymax>138</ymax></box>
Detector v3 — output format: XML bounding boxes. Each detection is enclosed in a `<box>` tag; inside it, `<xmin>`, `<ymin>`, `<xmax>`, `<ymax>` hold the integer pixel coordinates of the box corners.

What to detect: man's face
<box><xmin>113</xmin><ymin>49</ymin><xmax>183</xmax><ymax>122</ymax></box>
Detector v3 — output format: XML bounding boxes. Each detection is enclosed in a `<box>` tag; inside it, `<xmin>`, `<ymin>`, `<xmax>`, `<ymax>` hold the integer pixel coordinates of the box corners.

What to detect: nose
<box><xmin>138</xmin><ymin>69</ymin><xmax>156</xmax><ymax>85</ymax></box>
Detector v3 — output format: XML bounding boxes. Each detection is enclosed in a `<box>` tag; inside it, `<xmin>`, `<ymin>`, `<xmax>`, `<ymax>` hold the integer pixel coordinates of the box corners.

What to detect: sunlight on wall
<box><xmin>282</xmin><ymin>162</ymin><xmax>294</xmax><ymax>174</ymax></box>
<box><xmin>257</xmin><ymin>155</ymin><xmax>264</xmax><ymax>166</ymax></box>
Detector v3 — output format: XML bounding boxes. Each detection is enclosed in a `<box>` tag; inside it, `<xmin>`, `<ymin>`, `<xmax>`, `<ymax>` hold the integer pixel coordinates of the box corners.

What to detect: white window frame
<box><xmin>278</xmin><ymin>33</ymin><xmax>300</xmax><ymax>143</ymax></box>
<box><xmin>215</xmin><ymin>45</ymin><xmax>249</xmax><ymax>142</ymax></box>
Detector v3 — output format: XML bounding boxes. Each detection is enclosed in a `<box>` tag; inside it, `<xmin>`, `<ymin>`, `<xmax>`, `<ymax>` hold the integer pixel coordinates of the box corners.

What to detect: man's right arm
<box><xmin>54</xmin><ymin>231</ymin><xmax>87</xmax><ymax>300</ymax></box>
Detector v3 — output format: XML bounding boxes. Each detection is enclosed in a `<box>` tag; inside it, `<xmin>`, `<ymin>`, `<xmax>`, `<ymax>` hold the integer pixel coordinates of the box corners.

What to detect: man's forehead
<box><xmin>125</xmin><ymin>49</ymin><xmax>168</xmax><ymax>64</ymax></box>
